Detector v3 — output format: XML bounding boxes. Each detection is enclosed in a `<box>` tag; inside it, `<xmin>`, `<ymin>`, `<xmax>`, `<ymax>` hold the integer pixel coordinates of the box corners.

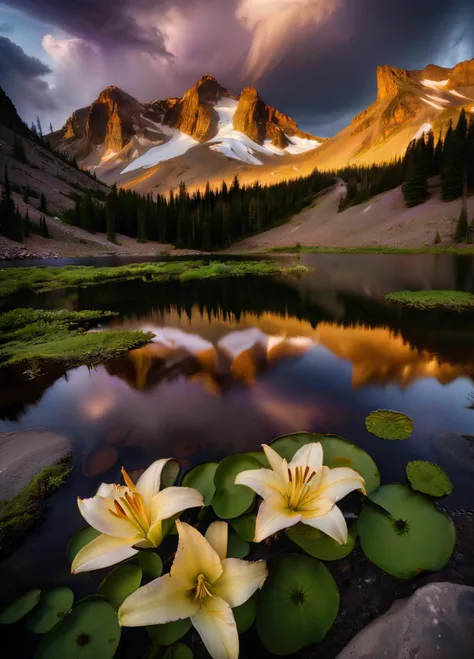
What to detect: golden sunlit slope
<box><xmin>119</xmin><ymin>60</ymin><xmax>474</xmax><ymax>196</ymax></box>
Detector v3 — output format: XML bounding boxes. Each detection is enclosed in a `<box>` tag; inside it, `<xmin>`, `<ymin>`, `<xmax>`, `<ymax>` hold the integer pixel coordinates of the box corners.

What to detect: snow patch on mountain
<box><xmin>121</xmin><ymin>130</ymin><xmax>199</xmax><ymax>174</ymax></box>
<box><xmin>414</xmin><ymin>123</ymin><xmax>432</xmax><ymax>140</ymax></box>
<box><xmin>422</xmin><ymin>79</ymin><xmax>448</xmax><ymax>89</ymax></box>
<box><xmin>285</xmin><ymin>134</ymin><xmax>321</xmax><ymax>155</ymax></box>
<box><xmin>421</xmin><ymin>97</ymin><xmax>445</xmax><ymax>111</ymax></box>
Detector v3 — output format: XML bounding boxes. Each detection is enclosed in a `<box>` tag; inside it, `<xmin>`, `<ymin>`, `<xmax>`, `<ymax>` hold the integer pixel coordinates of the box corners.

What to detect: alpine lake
<box><xmin>1</xmin><ymin>252</ymin><xmax>474</xmax><ymax>659</ymax></box>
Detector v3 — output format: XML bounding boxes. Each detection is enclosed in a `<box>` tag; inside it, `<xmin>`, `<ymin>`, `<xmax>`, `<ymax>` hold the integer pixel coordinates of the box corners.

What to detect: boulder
<box><xmin>336</xmin><ymin>582</ymin><xmax>474</xmax><ymax>659</ymax></box>
<box><xmin>0</xmin><ymin>429</ymin><xmax>72</xmax><ymax>500</ymax></box>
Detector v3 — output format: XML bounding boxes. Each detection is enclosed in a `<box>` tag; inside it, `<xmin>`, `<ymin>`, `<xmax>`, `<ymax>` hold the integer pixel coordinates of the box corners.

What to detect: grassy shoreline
<box><xmin>0</xmin><ymin>260</ymin><xmax>307</xmax><ymax>299</ymax></box>
<box><xmin>269</xmin><ymin>245</ymin><xmax>474</xmax><ymax>255</ymax></box>
<box><xmin>384</xmin><ymin>290</ymin><xmax>474</xmax><ymax>311</ymax></box>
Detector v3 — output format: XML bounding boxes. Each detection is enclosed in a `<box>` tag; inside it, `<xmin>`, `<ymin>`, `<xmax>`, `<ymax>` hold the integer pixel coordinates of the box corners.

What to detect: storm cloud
<box><xmin>0</xmin><ymin>36</ymin><xmax>55</xmax><ymax>117</ymax></box>
<box><xmin>1</xmin><ymin>0</ymin><xmax>474</xmax><ymax>135</ymax></box>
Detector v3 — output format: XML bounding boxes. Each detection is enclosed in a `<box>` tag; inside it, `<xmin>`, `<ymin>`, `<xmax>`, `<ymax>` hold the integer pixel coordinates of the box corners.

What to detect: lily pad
<box><xmin>257</xmin><ymin>555</ymin><xmax>339</xmax><ymax>655</ymax></box>
<box><xmin>271</xmin><ymin>433</ymin><xmax>380</xmax><ymax>493</ymax></box>
<box><xmin>233</xmin><ymin>597</ymin><xmax>256</xmax><ymax>634</ymax></box>
<box><xmin>245</xmin><ymin>452</ymin><xmax>270</xmax><ymax>468</ymax></box>
<box><xmin>365</xmin><ymin>409</ymin><xmax>414</xmax><ymax>440</ymax></box>
<box><xmin>227</xmin><ymin>533</ymin><xmax>250</xmax><ymax>559</ymax></box>
<box><xmin>0</xmin><ymin>589</ymin><xmax>41</xmax><ymax>625</ymax></box>
<box><xmin>212</xmin><ymin>454</ymin><xmax>262</xmax><ymax>519</ymax></box>
<box><xmin>138</xmin><ymin>551</ymin><xmax>163</xmax><ymax>578</ymax></box>
<box><xmin>286</xmin><ymin>522</ymin><xmax>357</xmax><ymax>560</ymax></box>
<box><xmin>163</xmin><ymin>643</ymin><xmax>193</xmax><ymax>659</ymax></box>
<box><xmin>358</xmin><ymin>484</ymin><xmax>456</xmax><ymax>578</ymax></box>
<box><xmin>406</xmin><ymin>461</ymin><xmax>453</xmax><ymax>497</ymax></box>
<box><xmin>67</xmin><ymin>527</ymin><xmax>101</xmax><ymax>564</ymax></box>
<box><xmin>147</xmin><ymin>618</ymin><xmax>192</xmax><ymax>646</ymax></box>
<box><xmin>27</xmin><ymin>588</ymin><xmax>74</xmax><ymax>634</ymax></box>
<box><xmin>230</xmin><ymin>514</ymin><xmax>256</xmax><ymax>542</ymax></box>
<box><xmin>161</xmin><ymin>460</ymin><xmax>180</xmax><ymax>488</ymax></box>
<box><xmin>36</xmin><ymin>596</ymin><xmax>121</xmax><ymax>659</ymax></box>
<box><xmin>97</xmin><ymin>564</ymin><xmax>142</xmax><ymax>610</ymax></box>
<box><xmin>181</xmin><ymin>462</ymin><xmax>218</xmax><ymax>506</ymax></box>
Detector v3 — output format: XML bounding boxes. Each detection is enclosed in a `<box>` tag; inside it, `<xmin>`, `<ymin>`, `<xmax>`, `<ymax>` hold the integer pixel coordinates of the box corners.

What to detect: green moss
<box><xmin>0</xmin><ymin>458</ymin><xmax>71</xmax><ymax>559</ymax></box>
<box><xmin>0</xmin><ymin>260</ymin><xmax>286</xmax><ymax>299</ymax></box>
<box><xmin>384</xmin><ymin>290</ymin><xmax>474</xmax><ymax>311</ymax></box>
<box><xmin>0</xmin><ymin>308</ymin><xmax>152</xmax><ymax>370</ymax></box>
<box><xmin>270</xmin><ymin>245</ymin><xmax>474</xmax><ymax>254</ymax></box>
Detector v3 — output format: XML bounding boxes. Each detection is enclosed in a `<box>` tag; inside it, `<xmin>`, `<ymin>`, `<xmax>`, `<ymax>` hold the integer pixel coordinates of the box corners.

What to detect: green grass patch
<box><xmin>0</xmin><ymin>308</ymin><xmax>152</xmax><ymax>370</ymax></box>
<box><xmin>269</xmin><ymin>245</ymin><xmax>474</xmax><ymax>255</ymax></box>
<box><xmin>0</xmin><ymin>260</ymin><xmax>289</xmax><ymax>299</ymax></box>
<box><xmin>0</xmin><ymin>457</ymin><xmax>71</xmax><ymax>559</ymax></box>
<box><xmin>384</xmin><ymin>290</ymin><xmax>474</xmax><ymax>311</ymax></box>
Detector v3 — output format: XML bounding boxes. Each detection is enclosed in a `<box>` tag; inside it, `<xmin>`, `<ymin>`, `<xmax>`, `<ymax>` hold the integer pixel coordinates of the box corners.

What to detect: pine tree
<box><xmin>402</xmin><ymin>139</ymin><xmax>429</xmax><ymax>207</ymax></box>
<box><xmin>49</xmin><ymin>122</ymin><xmax>54</xmax><ymax>134</ymax></box>
<box><xmin>441</xmin><ymin>122</ymin><xmax>463</xmax><ymax>201</ymax></box>
<box><xmin>12</xmin><ymin>135</ymin><xmax>28</xmax><ymax>164</ymax></box>
<box><xmin>23</xmin><ymin>210</ymin><xmax>31</xmax><ymax>237</ymax></box>
<box><xmin>0</xmin><ymin>167</ymin><xmax>23</xmax><ymax>242</ymax></box>
<box><xmin>455</xmin><ymin>208</ymin><xmax>468</xmax><ymax>243</ymax></box>
<box><xmin>433</xmin><ymin>137</ymin><xmax>443</xmax><ymax>175</ymax></box>
<box><xmin>40</xmin><ymin>215</ymin><xmax>50</xmax><ymax>238</ymax></box>
<box><xmin>39</xmin><ymin>192</ymin><xmax>47</xmax><ymax>214</ymax></box>
<box><xmin>36</xmin><ymin>117</ymin><xmax>43</xmax><ymax>138</ymax></box>
<box><xmin>106</xmin><ymin>184</ymin><xmax>118</xmax><ymax>243</ymax></box>
<box><xmin>30</xmin><ymin>122</ymin><xmax>37</xmax><ymax>135</ymax></box>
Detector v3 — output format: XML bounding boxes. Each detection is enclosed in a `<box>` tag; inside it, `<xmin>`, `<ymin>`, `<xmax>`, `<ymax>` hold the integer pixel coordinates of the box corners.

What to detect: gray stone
<box><xmin>336</xmin><ymin>582</ymin><xmax>474</xmax><ymax>659</ymax></box>
<box><xmin>0</xmin><ymin>429</ymin><xmax>72</xmax><ymax>500</ymax></box>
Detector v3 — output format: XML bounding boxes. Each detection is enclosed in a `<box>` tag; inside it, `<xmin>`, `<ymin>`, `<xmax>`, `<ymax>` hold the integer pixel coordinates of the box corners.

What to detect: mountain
<box><xmin>49</xmin><ymin>75</ymin><xmax>324</xmax><ymax>191</ymax></box>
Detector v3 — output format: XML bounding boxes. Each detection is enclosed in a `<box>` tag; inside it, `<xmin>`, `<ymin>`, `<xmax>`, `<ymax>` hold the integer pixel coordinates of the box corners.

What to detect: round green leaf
<box><xmin>227</xmin><ymin>533</ymin><xmax>250</xmax><ymax>559</ymax></box>
<box><xmin>230</xmin><ymin>514</ymin><xmax>256</xmax><ymax>543</ymax></box>
<box><xmin>406</xmin><ymin>461</ymin><xmax>453</xmax><ymax>497</ymax></box>
<box><xmin>161</xmin><ymin>460</ymin><xmax>180</xmax><ymax>488</ymax></box>
<box><xmin>138</xmin><ymin>551</ymin><xmax>163</xmax><ymax>578</ymax></box>
<box><xmin>270</xmin><ymin>433</ymin><xmax>380</xmax><ymax>493</ymax></box>
<box><xmin>182</xmin><ymin>462</ymin><xmax>218</xmax><ymax>506</ymax></box>
<box><xmin>97</xmin><ymin>564</ymin><xmax>142</xmax><ymax>610</ymax></box>
<box><xmin>358</xmin><ymin>484</ymin><xmax>456</xmax><ymax>578</ymax></box>
<box><xmin>147</xmin><ymin>618</ymin><xmax>192</xmax><ymax>646</ymax></box>
<box><xmin>233</xmin><ymin>597</ymin><xmax>256</xmax><ymax>634</ymax></box>
<box><xmin>245</xmin><ymin>452</ymin><xmax>270</xmax><ymax>468</ymax></box>
<box><xmin>256</xmin><ymin>555</ymin><xmax>339</xmax><ymax>655</ymax></box>
<box><xmin>212</xmin><ymin>454</ymin><xmax>262</xmax><ymax>519</ymax></box>
<box><xmin>365</xmin><ymin>409</ymin><xmax>414</xmax><ymax>440</ymax></box>
<box><xmin>27</xmin><ymin>588</ymin><xmax>74</xmax><ymax>634</ymax></box>
<box><xmin>67</xmin><ymin>527</ymin><xmax>101</xmax><ymax>564</ymax></box>
<box><xmin>35</xmin><ymin>596</ymin><xmax>121</xmax><ymax>659</ymax></box>
<box><xmin>0</xmin><ymin>589</ymin><xmax>41</xmax><ymax>625</ymax></box>
<box><xmin>163</xmin><ymin>643</ymin><xmax>193</xmax><ymax>659</ymax></box>
<box><xmin>286</xmin><ymin>522</ymin><xmax>357</xmax><ymax>560</ymax></box>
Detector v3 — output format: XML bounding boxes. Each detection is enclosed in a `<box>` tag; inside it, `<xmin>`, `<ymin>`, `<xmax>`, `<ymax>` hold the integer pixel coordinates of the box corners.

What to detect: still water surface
<box><xmin>1</xmin><ymin>253</ymin><xmax>474</xmax><ymax>653</ymax></box>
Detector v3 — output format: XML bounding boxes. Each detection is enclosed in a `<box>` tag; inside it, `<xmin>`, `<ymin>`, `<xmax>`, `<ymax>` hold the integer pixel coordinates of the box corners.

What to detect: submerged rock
<box><xmin>336</xmin><ymin>582</ymin><xmax>474</xmax><ymax>659</ymax></box>
<box><xmin>0</xmin><ymin>429</ymin><xmax>72</xmax><ymax>500</ymax></box>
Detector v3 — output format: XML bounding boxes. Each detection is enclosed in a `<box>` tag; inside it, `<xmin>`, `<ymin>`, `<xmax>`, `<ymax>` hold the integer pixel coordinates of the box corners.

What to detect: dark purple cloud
<box><xmin>1</xmin><ymin>0</ymin><xmax>473</xmax><ymax>134</ymax></box>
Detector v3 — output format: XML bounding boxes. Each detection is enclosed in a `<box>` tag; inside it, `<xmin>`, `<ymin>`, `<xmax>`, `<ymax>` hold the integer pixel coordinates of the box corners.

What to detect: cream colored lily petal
<box><xmin>297</xmin><ymin>493</ymin><xmax>334</xmax><ymax>516</ymax></box>
<box><xmin>136</xmin><ymin>458</ymin><xmax>172</xmax><ymax>506</ymax></box>
<box><xmin>302</xmin><ymin>503</ymin><xmax>348</xmax><ymax>544</ymax></box>
<box><xmin>213</xmin><ymin>558</ymin><xmax>268</xmax><ymax>608</ymax></box>
<box><xmin>119</xmin><ymin>573</ymin><xmax>199</xmax><ymax>627</ymax></box>
<box><xmin>235</xmin><ymin>468</ymin><xmax>284</xmax><ymax>499</ymax></box>
<box><xmin>150</xmin><ymin>486</ymin><xmax>203</xmax><ymax>525</ymax></box>
<box><xmin>96</xmin><ymin>483</ymin><xmax>115</xmax><ymax>498</ymax></box>
<box><xmin>317</xmin><ymin>466</ymin><xmax>366</xmax><ymax>501</ymax></box>
<box><xmin>146</xmin><ymin>519</ymin><xmax>163</xmax><ymax>549</ymax></box>
<box><xmin>78</xmin><ymin>495</ymin><xmax>139</xmax><ymax>538</ymax></box>
<box><xmin>254</xmin><ymin>494</ymin><xmax>301</xmax><ymax>542</ymax></box>
<box><xmin>191</xmin><ymin>595</ymin><xmax>239</xmax><ymax>659</ymax></box>
<box><xmin>205</xmin><ymin>521</ymin><xmax>228</xmax><ymax>561</ymax></box>
<box><xmin>289</xmin><ymin>442</ymin><xmax>324</xmax><ymax>479</ymax></box>
<box><xmin>262</xmin><ymin>444</ymin><xmax>289</xmax><ymax>484</ymax></box>
<box><xmin>72</xmin><ymin>533</ymin><xmax>139</xmax><ymax>573</ymax></box>
<box><xmin>172</xmin><ymin>521</ymin><xmax>223</xmax><ymax>589</ymax></box>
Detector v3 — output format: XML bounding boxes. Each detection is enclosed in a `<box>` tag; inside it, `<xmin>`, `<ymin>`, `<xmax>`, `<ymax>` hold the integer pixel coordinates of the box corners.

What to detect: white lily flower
<box><xmin>119</xmin><ymin>520</ymin><xmax>268</xmax><ymax>659</ymax></box>
<box><xmin>72</xmin><ymin>460</ymin><xmax>203</xmax><ymax>574</ymax></box>
<box><xmin>235</xmin><ymin>443</ymin><xmax>366</xmax><ymax>544</ymax></box>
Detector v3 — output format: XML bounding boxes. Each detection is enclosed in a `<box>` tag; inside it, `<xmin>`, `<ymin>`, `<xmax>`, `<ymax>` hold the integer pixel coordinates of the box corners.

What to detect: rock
<box><xmin>336</xmin><ymin>582</ymin><xmax>474</xmax><ymax>659</ymax></box>
<box><xmin>85</xmin><ymin>86</ymin><xmax>142</xmax><ymax>151</ymax></box>
<box><xmin>448</xmin><ymin>59</ymin><xmax>474</xmax><ymax>89</ymax></box>
<box><xmin>0</xmin><ymin>429</ymin><xmax>73</xmax><ymax>500</ymax></box>
<box><xmin>376</xmin><ymin>65</ymin><xmax>410</xmax><ymax>100</ymax></box>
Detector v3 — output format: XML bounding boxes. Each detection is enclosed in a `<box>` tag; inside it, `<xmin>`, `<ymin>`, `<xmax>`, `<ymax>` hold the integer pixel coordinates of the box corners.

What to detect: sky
<box><xmin>0</xmin><ymin>0</ymin><xmax>474</xmax><ymax>137</ymax></box>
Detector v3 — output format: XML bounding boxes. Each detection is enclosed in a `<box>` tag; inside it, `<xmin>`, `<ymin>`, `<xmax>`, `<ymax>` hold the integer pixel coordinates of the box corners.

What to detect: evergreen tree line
<box><xmin>66</xmin><ymin>171</ymin><xmax>335</xmax><ymax>249</ymax></box>
<box><xmin>337</xmin><ymin>160</ymin><xmax>405</xmax><ymax>211</ymax></box>
<box><xmin>0</xmin><ymin>167</ymin><xmax>50</xmax><ymax>242</ymax></box>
